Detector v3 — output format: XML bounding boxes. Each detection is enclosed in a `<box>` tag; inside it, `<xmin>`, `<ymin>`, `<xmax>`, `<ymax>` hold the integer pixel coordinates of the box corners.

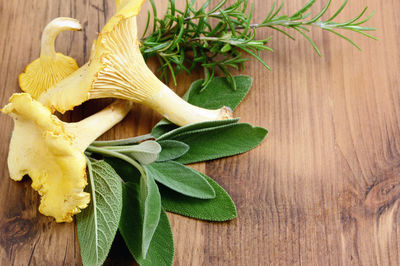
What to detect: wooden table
<box><xmin>1</xmin><ymin>0</ymin><xmax>399</xmax><ymax>265</ymax></box>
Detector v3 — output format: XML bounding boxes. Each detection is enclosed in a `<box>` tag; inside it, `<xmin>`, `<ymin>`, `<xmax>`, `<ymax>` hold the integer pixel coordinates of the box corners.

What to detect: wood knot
<box><xmin>338</xmin><ymin>191</ymin><xmax>363</xmax><ymax>222</ymax></box>
<box><xmin>364</xmin><ymin>177</ymin><xmax>400</xmax><ymax>213</ymax></box>
<box><xmin>0</xmin><ymin>216</ymin><xmax>38</xmax><ymax>247</ymax></box>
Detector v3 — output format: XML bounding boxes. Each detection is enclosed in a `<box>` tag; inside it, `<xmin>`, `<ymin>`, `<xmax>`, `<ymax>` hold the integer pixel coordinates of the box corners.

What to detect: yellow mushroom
<box><xmin>38</xmin><ymin>0</ymin><xmax>233</xmax><ymax>126</ymax></box>
<box><xmin>1</xmin><ymin>93</ymin><xmax>132</xmax><ymax>222</ymax></box>
<box><xmin>19</xmin><ymin>17</ymin><xmax>82</xmax><ymax>98</ymax></box>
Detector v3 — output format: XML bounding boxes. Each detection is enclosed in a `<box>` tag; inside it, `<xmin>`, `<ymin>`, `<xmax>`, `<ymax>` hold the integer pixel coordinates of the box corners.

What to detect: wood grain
<box><xmin>1</xmin><ymin>0</ymin><xmax>399</xmax><ymax>265</ymax></box>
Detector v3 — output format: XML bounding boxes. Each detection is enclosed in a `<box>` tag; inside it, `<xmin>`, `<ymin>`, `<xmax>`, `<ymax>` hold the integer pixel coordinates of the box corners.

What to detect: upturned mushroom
<box><xmin>38</xmin><ymin>0</ymin><xmax>233</xmax><ymax>126</ymax></box>
<box><xmin>1</xmin><ymin>93</ymin><xmax>132</xmax><ymax>222</ymax></box>
<box><xmin>19</xmin><ymin>17</ymin><xmax>82</xmax><ymax>98</ymax></box>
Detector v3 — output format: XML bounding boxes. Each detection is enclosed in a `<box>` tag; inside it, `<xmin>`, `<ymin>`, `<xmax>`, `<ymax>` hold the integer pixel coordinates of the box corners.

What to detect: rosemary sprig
<box><xmin>140</xmin><ymin>0</ymin><xmax>376</xmax><ymax>90</ymax></box>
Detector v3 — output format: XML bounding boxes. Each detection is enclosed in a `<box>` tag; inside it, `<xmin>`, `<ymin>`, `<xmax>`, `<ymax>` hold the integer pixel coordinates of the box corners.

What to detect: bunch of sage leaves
<box><xmin>76</xmin><ymin>76</ymin><xmax>268</xmax><ymax>266</ymax></box>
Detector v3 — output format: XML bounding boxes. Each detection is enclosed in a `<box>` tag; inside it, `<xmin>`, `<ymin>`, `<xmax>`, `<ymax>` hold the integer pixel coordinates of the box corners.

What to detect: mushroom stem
<box><xmin>144</xmin><ymin>84</ymin><xmax>233</xmax><ymax>126</ymax></box>
<box><xmin>40</xmin><ymin>17</ymin><xmax>82</xmax><ymax>59</ymax></box>
<box><xmin>89</xmin><ymin>64</ymin><xmax>233</xmax><ymax>126</ymax></box>
<box><xmin>66</xmin><ymin>100</ymin><xmax>132</xmax><ymax>151</ymax></box>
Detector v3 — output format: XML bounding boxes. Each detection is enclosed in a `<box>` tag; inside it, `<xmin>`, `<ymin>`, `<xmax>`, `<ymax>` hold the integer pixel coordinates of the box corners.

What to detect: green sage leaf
<box><xmin>111</xmin><ymin>140</ymin><xmax>161</xmax><ymax>165</ymax></box>
<box><xmin>172</xmin><ymin>123</ymin><xmax>268</xmax><ymax>164</ymax></box>
<box><xmin>160</xmin><ymin>173</ymin><xmax>237</xmax><ymax>221</ymax></box>
<box><xmin>156</xmin><ymin>118</ymin><xmax>239</xmax><ymax>141</ymax></box>
<box><xmin>138</xmin><ymin>208</ymin><xmax>174</xmax><ymax>266</ymax></box>
<box><xmin>119</xmin><ymin>182</ymin><xmax>141</xmax><ymax>261</ymax></box>
<box><xmin>186</xmin><ymin>75</ymin><xmax>253</xmax><ymax>110</ymax></box>
<box><xmin>92</xmin><ymin>134</ymin><xmax>153</xmax><ymax>147</ymax></box>
<box><xmin>157</xmin><ymin>140</ymin><xmax>189</xmax><ymax>162</ymax></box>
<box><xmin>77</xmin><ymin>160</ymin><xmax>123</xmax><ymax>266</ymax></box>
<box><xmin>119</xmin><ymin>184</ymin><xmax>174</xmax><ymax>266</ymax></box>
<box><xmin>140</xmin><ymin>168</ymin><xmax>162</xmax><ymax>258</ymax></box>
<box><xmin>146</xmin><ymin>161</ymin><xmax>215</xmax><ymax>199</ymax></box>
<box><xmin>151</xmin><ymin>119</ymin><xmax>177</xmax><ymax>138</ymax></box>
<box><xmin>104</xmin><ymin>157</ymin><xmax>141</xmax><ymax>183</ymax></box>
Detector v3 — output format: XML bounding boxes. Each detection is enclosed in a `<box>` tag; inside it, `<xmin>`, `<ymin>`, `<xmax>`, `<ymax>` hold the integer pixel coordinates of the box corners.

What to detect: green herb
<box><xmin>117</xmin><ymin>170</ymin><xmax>162</xmax><ymax>260</ymax></box>
<box><xmin>118</xmin><ymin>183</ymin><xmax>144</xmax><ymax>262</ymax></box>
<box><xmin>104</xmin><ymin>157</ymin><xmax>141</xmax><ymax>183</ymax></box>
<box><xmin>151</xmin><ymin>119</ymin><xmax>180</xmax><ymax>139</ymax></box>
<box><xmin>142</xmin><ymin>0</ymin><xmax>376</xmax><ymax>89</ymax></box>
<box><xmin>169</xmin><ymin>123</ymin><xmax>268</xmax><ymax>164</ymax></box>
<box><xmin>119</xmin><ymin>179</ymin><xmax>162</xmax><ymax>261</ymax></box>
<box><xmin>146</xmin><ymin>161</ymin><xmax>216</xmax><ymax>199</ymax></box>
<box><xmin>139</xmin><ymin>168</ymin><xmax>162</xmax><ymax>258</ymax></box>
<box><xmin>99</xmin><ymin>140</ymin><xmax>161</xmax><ymax>165</ymax></box>
<box><xmin>155</xmin><ymin>118</ymin><xmax>240</xmax><ymax>140</ymax></box>
<box><xmin>92</xmin><ymin>133</ymin><xmax>153</xmax><ymax>147</ymax></box>
<box><xmin>77</xmin><ymin>159</ymin><xmax>123</xmax><ymax>266</ymax></box>
<box><xmin>138</xmin><ymin>208</ymin><xmax>174</xmax><ymax>266</ymax></box>
<box><xmin>157</xmin><ymin>140</ymin><xmax>190</xmax><ymax>162</ymax></box>
<box><xmin>185</xmin><ymin>75</ymin><xmax>253</xmax><ymax>107</ymax></box>
<box><xmin>120</xmin><ymin>182</ymin><xmax>174</xmax><ymax>266</ymax></box>
<box><xmin>160</xmin><ymin>173</ymin><xmax>237</xmax><ymax>221</ymax></box>
<box><xmin>82</xmin><ymin>76</ymin><xmax>267</xmax><ymax>265</ymax></box>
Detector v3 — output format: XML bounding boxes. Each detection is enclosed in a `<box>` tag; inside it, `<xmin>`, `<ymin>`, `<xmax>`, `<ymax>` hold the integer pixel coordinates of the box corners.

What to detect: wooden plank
<box><xmin>1</xmin><ymin>0</ymin><xmax>399</xmax><ymax>265</ymax></box>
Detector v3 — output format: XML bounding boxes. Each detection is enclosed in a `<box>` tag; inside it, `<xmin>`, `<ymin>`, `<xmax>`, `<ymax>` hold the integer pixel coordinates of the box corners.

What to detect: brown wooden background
<box><xmin>1</xmin><ymin>0</ymin><xmax>399</xmax><ymax>265</ymax></box>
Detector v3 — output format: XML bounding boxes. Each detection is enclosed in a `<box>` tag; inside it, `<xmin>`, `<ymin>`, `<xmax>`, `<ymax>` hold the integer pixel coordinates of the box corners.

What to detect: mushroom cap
<box><xmin>19</xmin><ymin>17</ymin><xmax>82</xmax><ymax>99</ymax></box>
<box><xmin>1</xmin><ymin>93</ymin><xmax>90</xmax><ymax>222</ymax></box>
<box><xmin>19</xmin><ymin>53</ymin><xmax>79</xmax><ymax>98</ymax></box>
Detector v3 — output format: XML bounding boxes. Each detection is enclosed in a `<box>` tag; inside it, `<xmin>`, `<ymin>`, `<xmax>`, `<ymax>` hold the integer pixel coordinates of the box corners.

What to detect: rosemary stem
<box><xmin>184</xmin><ymin>11</ymin><xmax>222</xmax><ymax>21</ymax></box>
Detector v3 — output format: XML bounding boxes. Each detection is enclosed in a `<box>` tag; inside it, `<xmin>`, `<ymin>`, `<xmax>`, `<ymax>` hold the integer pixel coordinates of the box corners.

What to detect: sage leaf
<box><xmin>146</xmin><ymin>161</ymin><xmax>215</xmax><ymax>199</ymax></box>
<box><xmin>172</xmin><ymin>123</ymin><xmax>268</xmax><ymax>164</ymax></box>
<box><xmin>160</xmin><ymin>173</ymin><xmax>237</xmax><ymax>221</ymax></box>
<box><xmin>151</xmin><ymin>119</ymin><xmax>177</xmax><ymax>138</ymax></box>
<box><xmin>119</xmin><ymin>180</ymin><xmax>163</xmax><ymax>263</ymax></box>
<box><xmin>119</xmin><ymin>182</ymin><xmax>141</xmax><ymax>261</ymax></box>
<box><xmin>164</xmin><ymin>121</ymin><xmax>240</xmax><ymax>140</ymax></box>
<box><xmin>111</xmin><ymin>140</ymin><xmax>161</xmax><ymax>165</ymax></box>
<box><xmin>119</xmin><ymin>168</ymin><xmax>161</xmax><ymax>260</ymax></box>
<box><xmin>186</xmin><ymin>75</ymin><xmax>253</xmax><ymax>110</ymax></box>
<box><xmin>119</xmin><ymin>184</ymin><xmax>174</xmax><ymax>266</ymax></box>
<box><xmin>104</xmin><ymin>157</ymin><xmax>141</xmax><ymax>183</ymax></box>
<box><xmin>77</xmin><ymin>160</ymin><xmax>123</xmax><ymax>266</ymax></box>
<box><xmin>156</xmin><ymin>118</ymin><xmax>239</xmax><ymax>141</ymax></box>
<box><xmin>157</xmin><ymin>140</ymin><xmax>189</xmax><ymax>162</ymax></box>
<box><xmin>137</xmin><ymin>208</ymin><xmax>174</xmax><ymax>266</ymax></box>
<box><xmin>141</xmin><ymin>168</ymin><xmax>162</xmax><ymax>258</ymax></box>
<box><xmin>92</xmin><ymin>133</ymin><xmax>153</xmax><ymax>146</ymax></box>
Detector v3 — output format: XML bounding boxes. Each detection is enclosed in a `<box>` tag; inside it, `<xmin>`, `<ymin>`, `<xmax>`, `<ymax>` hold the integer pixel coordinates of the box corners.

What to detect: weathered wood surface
<box><xmin>1</xmin><ymin>0</ymin><xmax>399</xmax><ymax>265</ymax></box>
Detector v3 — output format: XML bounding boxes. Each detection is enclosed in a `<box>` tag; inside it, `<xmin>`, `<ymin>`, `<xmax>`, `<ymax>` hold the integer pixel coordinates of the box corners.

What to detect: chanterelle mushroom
<box><xmin>1</xmin><ymin>93</ymin><xmax>132</xmax><ymax>222</ymax></box>
<box><xmin>38</xmin><ymin>0</ymin><xmax>233</xmax><ymax>126</ymax></box>
<box><xmin>19</xmin><ymin>17</ymin><xmax>82</xmax><ymax>98</ymax></box>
